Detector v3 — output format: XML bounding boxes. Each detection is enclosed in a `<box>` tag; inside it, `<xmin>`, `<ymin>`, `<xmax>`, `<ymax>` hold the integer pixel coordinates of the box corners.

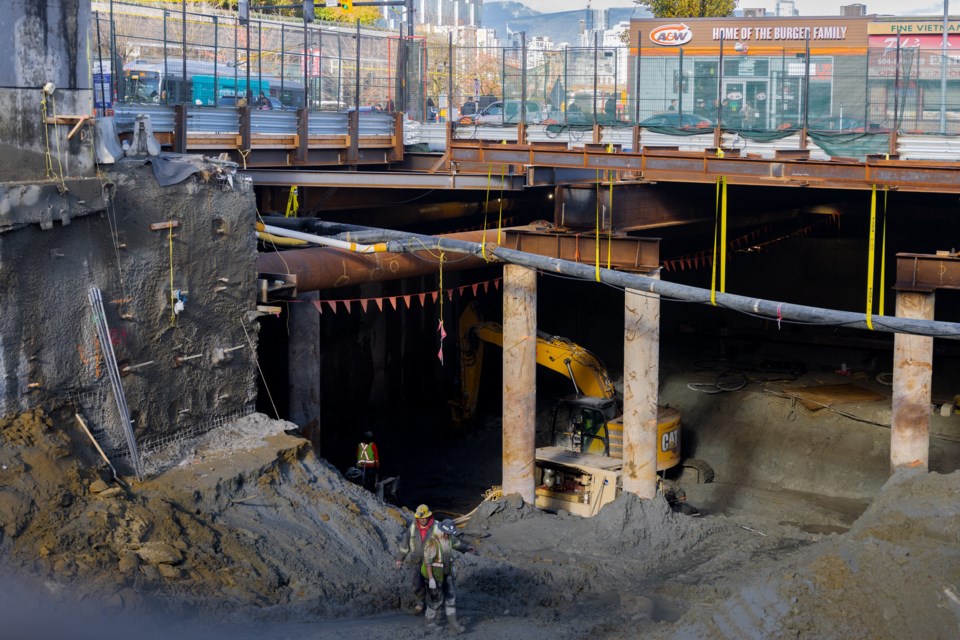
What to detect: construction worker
<box><xmin>395</xmin><ymin>504</ymin><xmax>437</xmax><ymax>614</ymax></box>
<box><xmin>356</xmin><ymin>430</ymin><xmax>379</xmax><ymax>492</ymax></box>
<box><xmin>422</xmin><ymin>519</ymin><xmax>472</xmax><ymax>634</ymax></box>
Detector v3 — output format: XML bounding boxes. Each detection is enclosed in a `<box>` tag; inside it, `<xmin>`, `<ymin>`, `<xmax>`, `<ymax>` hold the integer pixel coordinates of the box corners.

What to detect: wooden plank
<box><xmin>149</xmin><ymin>221</ymin><xmax>179</xmax><ymax>231</ymax></box>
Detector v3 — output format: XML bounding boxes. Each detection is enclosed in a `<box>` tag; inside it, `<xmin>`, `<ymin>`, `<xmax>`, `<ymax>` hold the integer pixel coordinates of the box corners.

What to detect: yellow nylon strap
<box><xmin>481</xmin><ymin>164</ymin><xmax>492</xmax><ymax>261</ymax></box>
<box><xmin>720</xmin><ymin>175</ymin><xmax>728</xmax><ymax>293</ymax></box>
<box><xmin>878</xmin><ymin>186</ymin><xmax>888</xmax><ymax>317</ymax></box>
<box><xmin>284</xmin><ymin>186</ymin><xmax>299</xmax><ymax>218</ymax></box>
<box><xmin>710</xmin><ymin>176</ymin><xmax>720</xmax><ymax>306</ymax></box>
<box><xmin>607</xmin><ymin>171</ymin><xmax>613</xmax><ymax>269</ymax></box>
<box><xmin>595</xmin><ymin>169</ymin><xmax>601</xmax><ymax>282</ymax></box>
<box><xmin>497</xmin><ymin>164</ymin><xmax>505</xmax><ymax>245</ymax></box>
<box><xmin>866</xmin><ymin>184</ymin><xmax>877</xmax><ymax>330</ymax></box>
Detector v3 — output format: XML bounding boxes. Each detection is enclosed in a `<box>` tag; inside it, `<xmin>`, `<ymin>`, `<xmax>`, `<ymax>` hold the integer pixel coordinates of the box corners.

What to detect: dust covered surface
<box><xmin>2</xmin><ymin>407</ymin><xmax>960</xmax><ymax>640</ymax></box>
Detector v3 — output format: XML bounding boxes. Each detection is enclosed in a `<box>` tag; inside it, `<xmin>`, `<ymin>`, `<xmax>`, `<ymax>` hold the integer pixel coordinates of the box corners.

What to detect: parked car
<box><xmin>257</xmin><ymin>95</ymin><xmax>288</xmax><ymax>110</ymax></box>
<box><xmin>807</xmin><ymin>116</ymin><xmax>889</xmax><ymax>133</ymax></box>
<box><xmin>464</xmin><ymin>100</ymin><xmax>544</xmax><ymax>125</ymax></box>
<box><xmin>638</xmin><ymin>113</ymin><xmax>714</xmax><ymax>130</ymax></box>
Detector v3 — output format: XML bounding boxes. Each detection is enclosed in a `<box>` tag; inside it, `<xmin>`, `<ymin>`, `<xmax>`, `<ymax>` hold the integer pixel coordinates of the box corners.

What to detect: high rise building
<box><xmin>775</xmin><ymin>0</ymin><xmax>799</xmax><ymax>16</ymax></box>
<box><xmin>383</xmin><ymin>0</ymin><xmax>483</xmax><ymax>33</ymax></box>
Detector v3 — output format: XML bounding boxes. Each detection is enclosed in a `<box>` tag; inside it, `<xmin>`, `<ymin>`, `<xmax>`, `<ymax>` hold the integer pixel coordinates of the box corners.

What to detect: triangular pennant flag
<box><xmin>313</xmin><ymin>300</ymin><xmax>324</xmax><ymax>313</ymax></box>
<box><xmin>326</xmin><ymin>300</ymin><xmax>338</xmax><ymax>314</ymax></box>
<box><xmin>439</xmin><ymin>321</ymin><xmax>447</xmax><ymax>341</ymax></box>
<box><xmin>446</xmin><ymin>289</ymin><xmax>454</xmax><ymax>301</ymax></box>
<box><xmin>482</xmin><ymin>281</ymin><xmax>489</xmax><ymax>293</ymax></box>
<box><xmin>459</xmin><ymin>286</ymin><xmax>467</xmax><ymax>297</ymax></box>
<box><xmin>431</xmin><ymin>291</ymin><xmax>439</xmax><ymax>303</ymax></box>
<box><xmin>388</xmin><ymin>297</ymin><xmax>397</xmax><ymax>311</ymax></box>
<box><xmin>437</xmin><ymin>346</ymin><xmax>444</xmax><ymax>364</ymax></box>
<box><xmin>418</xmin><ymin>293</ymin><xmax>426</xmax><ymax>306</ymax></box>
<box><xmin>472</xmin><ymin>283</ymin><xmax>479</xmax><ymax>296</ymax></box>
<box><xmin>494</xmin><ymin>278</ymin><xmax>501</xmax><ymax>290</ymax></box>
<box><xmin>374</xmin><ymin>298</ymin><xmax>384</xmax><ymax>312</ymax></box>
<box><xmin>359</xmin><ymin>299</ymin><xmax>368</xmax><ymax>312</ymax></box>
<box><xmin>402</xmin><ymin>295</ymin><xmax>412</xmax><ymax>308</ymax></box>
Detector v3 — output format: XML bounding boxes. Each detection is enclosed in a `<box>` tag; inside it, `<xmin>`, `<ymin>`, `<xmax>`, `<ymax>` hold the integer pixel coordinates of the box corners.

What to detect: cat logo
<box><xmin>661</xmin><ymin>429</ymin><xmax>679</xmax><ymax>453</ymax></box>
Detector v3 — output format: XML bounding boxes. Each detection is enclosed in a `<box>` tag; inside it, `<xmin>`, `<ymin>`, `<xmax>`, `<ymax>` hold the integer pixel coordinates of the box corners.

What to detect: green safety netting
<box><xmin>637</xmin><ymin>126</ymin><xmax>714</xmax><ymax>137</ymax></box>
<box><xmin>807</xmin><ymin>131</ymin><xmax>891</xmax><ymax>159</ymax></box>
<box><xmin>734</xmin><ymin>128</ymin><xmax>798</xmax><ymax>143</ymax></box>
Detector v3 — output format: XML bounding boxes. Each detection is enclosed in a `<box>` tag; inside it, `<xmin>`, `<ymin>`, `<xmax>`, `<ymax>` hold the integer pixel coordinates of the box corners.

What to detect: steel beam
<box><xmin>895</xmin><ymin>252</ymin><xmax>960</xmax><ymax>292</ymax></box>
<box><xmin>501</xmin><ymin>229</ymin><xmax>659</xmax><ymax>272</ymax></box>
<box><xmin>244</xmin><ymin>169</ymin><xmax>524</xmax><ymax>190</ymax></box>
<box><xmin>449</xmin><ymin>142</ymin><xmax>960</xmax><ymax>194</ymax></box>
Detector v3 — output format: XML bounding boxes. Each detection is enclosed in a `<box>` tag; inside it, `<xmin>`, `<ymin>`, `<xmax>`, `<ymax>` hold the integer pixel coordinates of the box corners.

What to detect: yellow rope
<box><xmin>40</xmin><ymin>93</ymin><xmax>55</xmax><ymax>180</ymax></box>
<box><xmin>720</xmin><ymin>175</ymin><xmax>727</xmax><ymax>292</ymax></box>
<box><xmin>866</xmin><ymin>183</ymin><xmax>877</xmax><ymax>330</ymax></box>
<box><xmin>496</xmin><ymin>164</ymin><xmax>505</xmax><ymax>246</ymax></box>
<box><xmin>710</xmin><ymin>176</ymin><xmax>720</xmax><ymax>305</ymax></box>
<box><xmin>49</xmin><ymin>94</ymin><xmax>67</xmax><ymax>191</ymax></box>
<box><xmin>595</xmin><ymin>169</ymin><xmax>601</xmax><ymax>282</ymax></box>
<box><xmin>481</xmin><ymin>163</ymin><xmax>491</xmax><ymax>261</ymax></box>
<box><xmin>238</xmin><ymin>148</ymin><xmax>251</xmax><ymax>170</ymax></box>
<box><xmin>606</xmin><ymin>170</ymin><xmax>613</xmax><ymax>269</ymax></box>
<box><xmin>878</xmin><ymin>185</ymin><xmax>888</xmax><ymax>317</ymax></box>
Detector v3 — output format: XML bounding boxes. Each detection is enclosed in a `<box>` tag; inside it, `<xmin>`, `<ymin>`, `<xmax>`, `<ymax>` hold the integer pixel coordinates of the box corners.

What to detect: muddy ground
<box><xmin>2</xmin><ymin>362</ymin><xmax>960</xmax><ymax>640</ymax></box>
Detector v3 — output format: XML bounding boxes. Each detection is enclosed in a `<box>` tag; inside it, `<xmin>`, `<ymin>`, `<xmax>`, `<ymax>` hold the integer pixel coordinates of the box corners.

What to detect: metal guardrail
<box><xmin>106</xmin><ymin>104</ymin><xmax>960</xmax><ymax>169</ymax></box>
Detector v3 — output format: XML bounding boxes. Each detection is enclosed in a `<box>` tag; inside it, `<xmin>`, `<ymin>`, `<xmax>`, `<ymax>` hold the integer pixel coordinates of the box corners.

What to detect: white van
<box><xmin>474</xmin><ymin>100</ymin><xmax>543</xmax><ymax>125</ymax></box>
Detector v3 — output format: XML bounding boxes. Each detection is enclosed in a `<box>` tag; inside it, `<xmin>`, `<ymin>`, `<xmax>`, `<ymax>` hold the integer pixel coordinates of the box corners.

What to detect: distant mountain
<box><xmin>482</xmin><ymin>3</ymin><xmax>649</xmax><ymax>47</ymax></box>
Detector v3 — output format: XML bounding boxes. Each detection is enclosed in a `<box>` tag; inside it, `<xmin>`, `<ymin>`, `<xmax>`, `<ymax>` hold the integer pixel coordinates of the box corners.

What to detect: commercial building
<box><xmin>629</xmin><ymin>15</ymin><xmax>960</xmax><ymax>133</ymax></box>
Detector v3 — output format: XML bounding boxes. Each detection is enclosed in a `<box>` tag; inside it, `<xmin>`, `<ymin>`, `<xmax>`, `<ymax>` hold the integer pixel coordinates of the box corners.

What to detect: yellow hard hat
<box><xmin>414</xmin><ymin>504</ymin><xmax>432</xmax><ymax>519</ymax></box>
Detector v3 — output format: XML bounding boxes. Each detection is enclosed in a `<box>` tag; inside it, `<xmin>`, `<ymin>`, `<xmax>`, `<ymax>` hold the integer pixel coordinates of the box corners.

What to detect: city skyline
<box><xmin>491</xmin><ymin>0</ymin><xmax>950</xmax><ymax>18</ymax></box>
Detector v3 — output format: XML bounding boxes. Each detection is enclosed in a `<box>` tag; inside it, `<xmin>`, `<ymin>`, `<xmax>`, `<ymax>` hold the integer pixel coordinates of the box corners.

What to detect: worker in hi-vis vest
<box><xmin>356</xmin><ymin>430</ymin><xmax>380</xmax><ymax>492</ymax></box>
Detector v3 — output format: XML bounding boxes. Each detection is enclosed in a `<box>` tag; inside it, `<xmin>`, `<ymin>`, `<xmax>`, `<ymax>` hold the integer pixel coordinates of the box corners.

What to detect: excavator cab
<box><xmin>550</xmin><ymin>396</ymin><xmax>619</xmax><ymax>456</ymax></box>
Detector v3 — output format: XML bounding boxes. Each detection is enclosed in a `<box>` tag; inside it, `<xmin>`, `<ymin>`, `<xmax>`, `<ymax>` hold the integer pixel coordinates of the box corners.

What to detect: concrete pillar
<box><xmin>502</xmin><ymin>264</ymin><xmax>537</xmax><ymax>503</ymax></box>
<box><xmin>289</xmin><ymin>290</ymin><xmax>322</xmax><ymax>450</ymax></box>
<box><xmin>622</xmin><ymin>284</ymin><xmax>660</xmax><ymax>498</ymax></box>
<box><xmin>891</xmin><ymin>290</ymin><xmax>935</xmax><ymax>472</ymax></box>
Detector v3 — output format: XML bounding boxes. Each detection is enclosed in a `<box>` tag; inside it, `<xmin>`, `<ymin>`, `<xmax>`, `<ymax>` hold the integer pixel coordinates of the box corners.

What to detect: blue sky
<box><xmin>511</xmin><ymin>0</ymin><xmax>950</xmax><ymax>18</ymax></box>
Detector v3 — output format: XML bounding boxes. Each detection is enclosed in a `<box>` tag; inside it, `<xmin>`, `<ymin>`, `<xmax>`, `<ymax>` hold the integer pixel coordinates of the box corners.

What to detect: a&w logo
<box><xmin>650</xmin><ymin>23</ymin><xmax>693</xmax><ymax>46</ymax></box>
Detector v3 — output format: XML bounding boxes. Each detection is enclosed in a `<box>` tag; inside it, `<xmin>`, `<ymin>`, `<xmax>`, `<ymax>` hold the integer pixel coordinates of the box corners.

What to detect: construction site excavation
<box><xmin>3</xmin><ymin>1</ymin><xmax>960</xmax><ymax>639</ymax></box>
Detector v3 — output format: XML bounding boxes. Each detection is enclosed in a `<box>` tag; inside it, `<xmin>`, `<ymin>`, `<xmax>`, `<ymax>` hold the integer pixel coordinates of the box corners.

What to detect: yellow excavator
<box><xmin>454</xmin><ymin>303</ymin><xmax>702</xmax><ymax>516</ymax></box>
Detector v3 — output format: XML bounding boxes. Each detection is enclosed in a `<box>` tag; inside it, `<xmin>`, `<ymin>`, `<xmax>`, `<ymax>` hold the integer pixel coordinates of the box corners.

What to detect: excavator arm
<box><xmin>452</xmin><ymin>302</ymin><xmax>617</xmax><ymax>425</ymax></box>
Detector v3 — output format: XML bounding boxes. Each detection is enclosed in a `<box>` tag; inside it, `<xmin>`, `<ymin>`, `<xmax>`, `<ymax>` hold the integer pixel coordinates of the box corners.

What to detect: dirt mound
<box><xmin>0</xmin><ymin>408</ymin><xmax>408</xmax><ymax>619</ymax></box>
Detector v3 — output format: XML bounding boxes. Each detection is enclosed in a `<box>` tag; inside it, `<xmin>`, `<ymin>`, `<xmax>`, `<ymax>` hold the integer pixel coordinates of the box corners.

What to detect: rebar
<box><xmin>88</xmin><ymin>287</ymin><xmax>143</xmax><ymax>480</ymax></box>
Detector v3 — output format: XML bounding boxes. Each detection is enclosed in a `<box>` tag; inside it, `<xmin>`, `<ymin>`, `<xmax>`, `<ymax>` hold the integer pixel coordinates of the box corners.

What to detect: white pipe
<box><xmin>260</xmin><ymin>223</ymin><xmax>387</xmax><ymax>254</ymax></box>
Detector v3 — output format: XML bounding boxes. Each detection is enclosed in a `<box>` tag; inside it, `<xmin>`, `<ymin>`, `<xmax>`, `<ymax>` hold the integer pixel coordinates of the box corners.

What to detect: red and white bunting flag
<box><xmin>326</xmin><ymin>300</ymin><xmax>338</xmax><ymax>314</ymax></box>
<box><xmin>446</xmin><ymin>289</ymin><xmax>454</xmax><ymax>301</ymax></box>
<box><xmin>388</xmin><ymin>297</ymin><xmax>397</xmax><ymax>311</ymax></box>
<box><xmin>418</xmin><ymin>293</ymin><xmax>426</xmax><ymax>306</ymax></box>
<box><xmin>431</xmin><ymin>291</ymin><xmax>439</xmax><ymax>303</ymax></box>
<box><xmin>402</xmin><ymin>295</ymin><xmax>412</xmax><ymax>309</ymax></box>
<box><xmin>313</xmin><ymin>300</ymin><xmax>324</xmax><ymax>313</ymax></box>
<box><xmin>459</xmin><ymin>286</ymin><xmax>467</xmax><ymax>297</ymax></box>
<box><xmin>374</xmin><ymin>298</ymin><xmax>384</xmax><ymax>312</ymax></box>
<box><xmin>494</xmin><ymin>278</ymin><xmax>501</xmax><ymax>290</ymax></box>
<box><xmin>359</xmin><ymin>299</ymin><xmax>368</xmax><ymax>313</ymax></box>
<box><xmin>482</xmin><ymin>281</ymin><xmax>489</xmax><ymax>294</ymax></box>
<box><xmin>471</xmin><ymin>283</ymin><xmax>480</xmax><ymax>296</ymax></box>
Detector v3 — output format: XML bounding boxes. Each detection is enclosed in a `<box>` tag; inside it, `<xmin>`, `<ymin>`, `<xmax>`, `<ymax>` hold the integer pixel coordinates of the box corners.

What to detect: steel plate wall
<box><xmin>113</xmin><ymin>105</ymin><xmax>176</xmax><ymax>133</ymax></box>
<box><xmin>308</xmin><ymin>111</ymin><xmax>349</xmax><ymax>135</ymax></box>
<box><xmin>357</xmin><ymin>113</ymin><xmax>394</xmax><ymax>137</ymax></box>
<box><xmin>187</xmin><ymin>107</ymin><xmax>239</xmax><ymax>133</ymax></box>
<box><xmin>251</xmin><ymin>110</ymin><xmax>298</xmax><ymax>134</ymax></box>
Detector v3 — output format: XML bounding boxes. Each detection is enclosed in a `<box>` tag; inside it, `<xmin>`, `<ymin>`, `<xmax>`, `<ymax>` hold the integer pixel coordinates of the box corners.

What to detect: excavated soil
<box><xmin>2</xmin><ymin>378</ymin><xmax>960</xmax><ymax>640</ymax></box>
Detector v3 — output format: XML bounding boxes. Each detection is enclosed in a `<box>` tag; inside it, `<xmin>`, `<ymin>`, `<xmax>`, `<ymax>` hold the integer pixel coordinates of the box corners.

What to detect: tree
<box><xmin>635</xmin><ymin>0</ymin><xmax>737</xmax><ymax>18</ymax></box>
<box><xmin>315</xmin><ymin>7</ymin><xmax>382</xmax><ymax>26</ymax></box>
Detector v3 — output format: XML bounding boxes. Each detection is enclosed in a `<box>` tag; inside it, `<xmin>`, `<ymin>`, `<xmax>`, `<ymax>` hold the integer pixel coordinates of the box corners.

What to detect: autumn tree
<box><xmin>314</xmin><ymin>6</ymin><xmax>383</xmax><ymax>26</ymax></box>
<box><xmin>635</xmin><ymin>0</ymin><xmax>737</xmax><ymax>18</ymax></box>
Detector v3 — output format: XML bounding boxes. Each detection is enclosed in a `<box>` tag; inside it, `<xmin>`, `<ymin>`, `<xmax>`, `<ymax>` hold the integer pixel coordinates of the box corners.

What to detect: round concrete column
<box><xmin>502</xmin><ymin>264</ymin><xmax>537</xmax><ymax>503</ymax></box>
<box><xmin>622</xmin><ymin>284</ymin><xmax>660</xmax><ymax>498</ymax></box>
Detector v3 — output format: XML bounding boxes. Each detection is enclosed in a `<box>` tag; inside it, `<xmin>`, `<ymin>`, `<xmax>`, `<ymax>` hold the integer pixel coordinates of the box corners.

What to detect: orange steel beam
<box><xmin>895</xmin><ymin>252</ymin><xmax>960</xmax><ymax>293</ymax></box>
<box><xmin>449</xmin><ymin>141</ymin><xmax>960</xmax><ymax>194</ymax></box>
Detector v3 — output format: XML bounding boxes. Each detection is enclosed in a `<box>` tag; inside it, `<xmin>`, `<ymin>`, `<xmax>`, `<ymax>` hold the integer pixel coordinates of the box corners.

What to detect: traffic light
<box><xmin>303</xmin><ymin>0</ymin><xmax>314</xmax><ymax>22</ymax></box>
<box><xmin>340</xmin><ymin>0</ymin><xmax>352</xmax><ymax>9</ymax></box>
<box><xmin>238</xmin><ymin>0</ymin><xmax>249</xmax><ymax>24</ymax></box>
